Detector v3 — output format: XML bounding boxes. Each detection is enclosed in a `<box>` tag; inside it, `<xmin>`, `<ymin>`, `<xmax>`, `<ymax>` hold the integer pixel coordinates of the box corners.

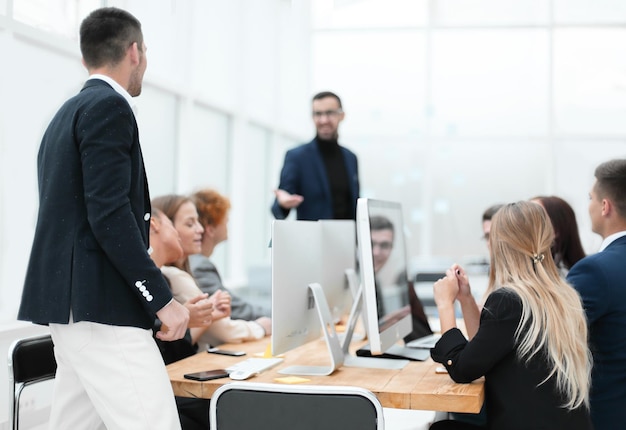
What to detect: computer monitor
<box><xmin>320</xmin><ymin>221</ymin><xmax>359</xmax><ymax>323</ymax></box>
<box><xmin>356</xmin><ymin>198</ymin><xmax>415</xmax><ymax>358</ymax></box>
<box><xmin>270</xmin><ymin>219</ymin><xmax>357</xmax><ymax>375</ymax></box>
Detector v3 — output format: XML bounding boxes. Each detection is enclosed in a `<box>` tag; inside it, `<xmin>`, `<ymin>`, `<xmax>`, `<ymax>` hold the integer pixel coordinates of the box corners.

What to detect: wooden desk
<box><xmin>167</xmin><ymin>338</ymin><xmax>484</xmax><ymax>413</ymax></box>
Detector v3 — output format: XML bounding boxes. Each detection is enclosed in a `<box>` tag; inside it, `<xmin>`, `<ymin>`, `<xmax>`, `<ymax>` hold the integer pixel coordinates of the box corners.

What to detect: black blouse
<box><xmin>431</xmin><ymin>288</ymin><xmax>592</xmax><ymax>430</ymax></box>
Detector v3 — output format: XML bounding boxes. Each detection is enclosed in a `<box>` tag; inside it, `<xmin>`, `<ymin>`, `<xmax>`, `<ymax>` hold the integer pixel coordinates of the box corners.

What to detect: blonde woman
<box><xmin>430</xmin><ymin>201</ymin><xmax>592</xmax><ymax>430</ymax></box>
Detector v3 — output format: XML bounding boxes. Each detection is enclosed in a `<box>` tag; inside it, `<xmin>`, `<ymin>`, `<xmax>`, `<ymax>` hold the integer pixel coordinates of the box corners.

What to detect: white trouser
<box><xmin>48</xmin><ymin>321</ymin><xmax>181</xmax><ymax>430</ymax></box>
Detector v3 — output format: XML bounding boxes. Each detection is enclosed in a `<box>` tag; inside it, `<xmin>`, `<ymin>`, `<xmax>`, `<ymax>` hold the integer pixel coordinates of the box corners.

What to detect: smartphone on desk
<box><xmin>207</xmin><ymin>346</ymin><xmax>246</xmax><ymax>357</ymax></box>
<box><xmin>183</xmin><ymin>369</ymin><xmax>230</xmax><ymax>381</ymax></box>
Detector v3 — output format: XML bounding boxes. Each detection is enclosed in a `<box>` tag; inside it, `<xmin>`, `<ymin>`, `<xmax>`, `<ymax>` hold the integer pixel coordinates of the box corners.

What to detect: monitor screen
<box><xmin>271</xmin><ymin>220</ymin><xmax>356</xmax><ymax>360</ymax></box>
<box><xmin>356</xmin><ymin>198</ymin><xmax>412</xmax><ymax>356</ymax></box>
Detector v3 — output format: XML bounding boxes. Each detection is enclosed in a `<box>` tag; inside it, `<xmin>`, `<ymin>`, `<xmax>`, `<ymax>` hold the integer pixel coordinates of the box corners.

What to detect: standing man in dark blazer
<box><xmin>567</xmin><ymin>158</ymin><xmax>626</xmax><ymax>430</ymax></box>
<box><xmin>272</xmin><ymin>91</ymin><xmax>359</xmax><ymax>220</ymax></box>
<box><xmin>19</xmin><ymin>7</ymin><xmax>189</xmax><ymax>430</ymax></box>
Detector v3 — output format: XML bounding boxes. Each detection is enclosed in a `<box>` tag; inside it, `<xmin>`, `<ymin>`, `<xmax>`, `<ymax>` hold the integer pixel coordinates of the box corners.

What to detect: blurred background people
<box><xmin>153</xmin><ymin>194</ymin><xmax>269</xmax><ymax>349</ymax></box>
<box><xmin>149</xmin><ymin>208</ymin><xmax>211</xmax><ymax>430</ymax></box>
<box><xmin>150</xmin><ymin>208</ymin><xmax>214</xmax><ymax>356</ymax></box>
<box><xmin>370</xmin><ymin>215</ymin><xmax>395</xmax><ymax>275</ymax></box>
<box><xmin>368</xmin><ymin>215</ymin><xmax>432</xmax><ymax>343</ymax></box>
<box><xmin>272</xmin><ymin>91</ymin><xmax>359</xmax><ymax>221</ymax></box>
<box><xmin>530</xmin><ymin>195</ymin><xmax>585</xmax><ymax>276</ymax></box>
<box><xmin>481</xmin><ymin>204</ymin><xmax>504</xmax><ymax>251</ymax></box>
<box><xmin>190</xmin><ymin>188</ymin><xmax>271</xmax><ymax>321</ymax></box>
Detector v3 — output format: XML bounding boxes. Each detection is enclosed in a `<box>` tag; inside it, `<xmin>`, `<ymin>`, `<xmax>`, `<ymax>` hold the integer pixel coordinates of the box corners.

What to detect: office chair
<box><xmin>8</xmin><ymin>333</ymin><xmax>57</xmax><ymax>430</ymax></box>
<box><xmin>210</xmin><ymin>381</ymin><xmax>384</xmax><ymax>429</ymax></box>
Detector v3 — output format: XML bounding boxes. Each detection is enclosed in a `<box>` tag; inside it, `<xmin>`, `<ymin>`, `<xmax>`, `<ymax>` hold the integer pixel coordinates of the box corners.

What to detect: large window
<box><xmin>312</xmin><ymin>0</ymin><xmax>626</xmax><ymax>270</ymax></box>
<box><xmin>12</xmin><ymin>0</ymin><xmax>99</xmax><ymax>37</ymax></box>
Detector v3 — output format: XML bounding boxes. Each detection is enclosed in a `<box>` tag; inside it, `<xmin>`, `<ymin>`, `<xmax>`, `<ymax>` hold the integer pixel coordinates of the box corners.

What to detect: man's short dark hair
<box><xmin>312</xmin><ymin>91</ymin><xmax>342</xmax><ymax>109</ymax></box>
<box><xmin>370</xmin><ymin>215</ymin><xmax>394</xmax><ymax>234</ymax></box>
<box><xmin>482</xmin><ymin>204</ymin><xmax>504</xmax><ymax>222</ymax></box>
<box><xmin>80</xmin><ymin>7</ymin><xmax>143</xmax><ymax>69</ymax></box>
<box><xmin>595</xmin><ymin>159</ymin><xmax>626</xmax><ymax>218</ymax></box>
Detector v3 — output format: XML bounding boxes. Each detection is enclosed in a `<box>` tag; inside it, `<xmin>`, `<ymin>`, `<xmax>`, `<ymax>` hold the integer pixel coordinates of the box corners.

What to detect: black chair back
<box><xmin>8</xmin><ymin>333</ymin><xmax>56</xmax><ymax>430</ymax></box>
<box><xmin>210</xmin><ymin>382</ymin><xmax>384</xmax><ymax>430</ymax></box>
<box><xmin>11</xmin><ymin>334</ymin><xmax>57</xmax><ymax>383</ymax></box>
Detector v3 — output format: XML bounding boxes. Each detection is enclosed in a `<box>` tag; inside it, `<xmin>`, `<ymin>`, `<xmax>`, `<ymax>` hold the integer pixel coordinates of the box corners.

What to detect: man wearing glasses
<box><xmin>271</xmin><ymin>91</ymin><xmax>359</xmax><ymax>220</ymax></box>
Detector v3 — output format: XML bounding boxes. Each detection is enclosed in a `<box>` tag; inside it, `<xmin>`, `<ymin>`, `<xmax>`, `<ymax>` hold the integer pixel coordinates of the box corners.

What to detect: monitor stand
<box><xmin>277</xmin><ymin>282</ymin><xmax>344</xmax><ymax>376</ymax></box>
<box><xmin>340</xmin><ymin>280</ymin><xmax>409</xmax><ymax>370</ymax></box>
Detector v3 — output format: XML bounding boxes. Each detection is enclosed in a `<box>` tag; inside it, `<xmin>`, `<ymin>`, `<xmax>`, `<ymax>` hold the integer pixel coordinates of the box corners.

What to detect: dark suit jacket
<box><xmin>431</xmin><ymin>289</ymin><xmax>592</xmax><ymax>430</ymax></box>
<box><xmin>271</xmin><ymin>139</ymin><xmax>359</xmax><ymax>220</ymax></box>
<box><xmin>567</xmin><ymin>235</ymin><xmax>626</xmax><ymax>430</ymax></box>
<box><xmin>19</xmin><ymin>79</ymin><xmax>172</xmax><ymax>329</ymax></box>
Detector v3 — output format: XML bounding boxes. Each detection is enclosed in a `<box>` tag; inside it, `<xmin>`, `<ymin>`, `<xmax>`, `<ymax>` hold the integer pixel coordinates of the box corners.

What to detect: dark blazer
<box><xmin>271</xmin><ymin>139</ymin><xmax>359</xmax><ymax>220</ymax></box>
<box><xmin>19</xmin><ymin>79</ymin><xmax>172</xmax><ymax>329</ymax></box>
<box><xmin>567</xmin><ymin>235</ymin><xmax>626</xmax><ymax>430</ymax></box>
<box><xmin>431</xmin><ymin>289</ymin><xmax>592</xmax><ymax>430</ymax></box>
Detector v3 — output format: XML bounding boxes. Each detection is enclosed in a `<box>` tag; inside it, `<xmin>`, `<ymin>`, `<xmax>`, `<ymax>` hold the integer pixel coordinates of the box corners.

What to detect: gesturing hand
<box><xmin>185</xmin><ymin>293</ymin><xmax>213</xmax><ymax>328</ymax></box>
<box><xmin>209</xmin><ymin>290</ymin><xmax>231</xmax><ymax>320</ymax></box>
<box><xmin>274</xmin><ymin>189</ymin><xmax>304</xmax><ymax>209</ymax></box>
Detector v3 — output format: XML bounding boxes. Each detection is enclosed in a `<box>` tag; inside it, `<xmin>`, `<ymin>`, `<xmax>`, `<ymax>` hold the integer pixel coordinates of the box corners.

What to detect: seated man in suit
<box><xmin>190</xmin><ymin>188</ymin><xmax>271</xmax><ymax>320</ymax></box>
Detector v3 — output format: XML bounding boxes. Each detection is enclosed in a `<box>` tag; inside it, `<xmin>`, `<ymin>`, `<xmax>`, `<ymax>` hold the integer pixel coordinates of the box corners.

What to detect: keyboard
<box><xmin>405</xmin><ymin>333</ymin><xmax>441</xmax><ymax>349</ymax></box>
<box><xmin>225</xmin><ymin>357</ymin><xmax>284</xmax><ymax>380</ymax></box>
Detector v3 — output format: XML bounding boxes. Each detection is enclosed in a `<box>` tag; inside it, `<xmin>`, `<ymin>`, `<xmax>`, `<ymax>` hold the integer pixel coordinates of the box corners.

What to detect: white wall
<box><xmin>1</xmin><ymin>24</ymin><xmax>85</xmax><ymax>323</ymax></box>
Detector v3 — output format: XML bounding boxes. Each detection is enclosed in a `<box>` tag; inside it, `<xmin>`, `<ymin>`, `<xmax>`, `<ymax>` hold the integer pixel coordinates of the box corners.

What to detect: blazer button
<box><xmin>147</xmin><ymin>295</ymin><xmax>153</xmax><ymax>302</ymax></box>
<box><xmin>144</xmin><ymin>213</ymin><xmax>151</xmax><ymax>221</ymax></box>
<box><xmin>447</xmin><ymin>360</ymin><xmax>453</xmax><ymax>366</ymax></box>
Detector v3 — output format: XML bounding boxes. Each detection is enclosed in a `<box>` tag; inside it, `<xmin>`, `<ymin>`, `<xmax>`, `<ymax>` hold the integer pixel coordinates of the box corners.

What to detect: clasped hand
<box><xmin>433</xmin><ymin>264</ymin><xmax>473</xmax><ymax>308</ymax></box>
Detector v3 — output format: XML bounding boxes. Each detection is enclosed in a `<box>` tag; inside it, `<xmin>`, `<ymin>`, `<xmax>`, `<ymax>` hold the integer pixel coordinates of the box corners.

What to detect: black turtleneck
<box><xmin>316</xmin><ymin>136</ymin><xmax>352</xmax><ymax>220</ymax></box>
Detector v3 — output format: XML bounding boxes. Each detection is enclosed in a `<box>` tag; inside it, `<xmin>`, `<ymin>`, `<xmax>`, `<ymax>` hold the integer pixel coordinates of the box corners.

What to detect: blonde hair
<box><xmin>486</xmin><ymin>201</ymin><xmax>591</xmax><ymax>409</ymax></box>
